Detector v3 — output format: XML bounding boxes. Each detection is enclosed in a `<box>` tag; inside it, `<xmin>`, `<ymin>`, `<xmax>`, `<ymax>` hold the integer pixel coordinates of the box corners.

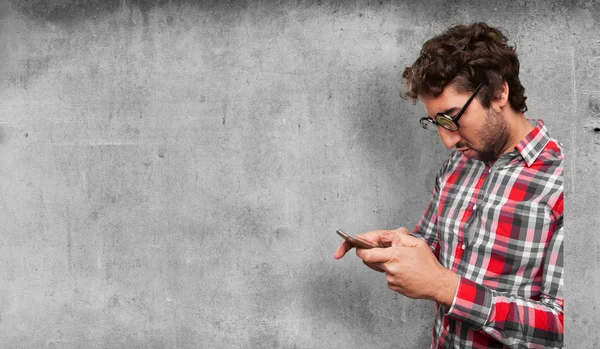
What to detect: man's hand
<box><xmin>334</xmin><ymin>227</ymin><xmax>458</xmax><ymax>307</ymax></box>
<box><xmin>333</xmin><ymin>228</ymin><xmax>409</xmax><ymax>260</ymax></box>
<box><xmin>334</xmin><ymin>228</ymin><xmax>412</xmax><ymax>272</ymax></box>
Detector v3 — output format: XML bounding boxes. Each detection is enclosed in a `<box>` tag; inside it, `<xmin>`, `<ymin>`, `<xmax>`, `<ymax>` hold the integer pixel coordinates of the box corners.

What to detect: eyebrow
<box><xmin>429</xmin><ymin>106</ymin><xmax>459</xmax><ymax>119</ymax></box>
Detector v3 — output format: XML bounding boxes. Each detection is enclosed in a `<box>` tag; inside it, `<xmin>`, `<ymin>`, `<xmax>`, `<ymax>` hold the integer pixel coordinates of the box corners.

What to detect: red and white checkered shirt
<box><xmin>413</xmin><ymin>120</ymin><xmax>564</xmax><ymax>348</ymax></box>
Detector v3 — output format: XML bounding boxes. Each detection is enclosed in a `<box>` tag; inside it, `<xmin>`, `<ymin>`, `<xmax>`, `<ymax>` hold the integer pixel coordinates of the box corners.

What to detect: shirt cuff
<box><xmin>409</xmin><ymin>232</ymin><xmax>426</xmax><ymax>241</ymax></box>
<box><xmin>446</xmin><ymin>276</ymin><xmax>493</xmax><ymax>330</ymax></box>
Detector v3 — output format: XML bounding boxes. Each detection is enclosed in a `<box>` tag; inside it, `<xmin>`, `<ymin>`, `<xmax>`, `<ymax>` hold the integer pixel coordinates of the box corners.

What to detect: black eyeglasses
<box><xmin>419</xmin><ymin>83</ymin><xmax>484</xmax><ymax>131</ymax></box>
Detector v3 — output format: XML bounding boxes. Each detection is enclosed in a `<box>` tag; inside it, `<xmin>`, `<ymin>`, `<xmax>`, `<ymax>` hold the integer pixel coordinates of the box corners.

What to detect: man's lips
<box><xmin>456</xmin><ymin>147</ymin><xmax>475</xmax><ymax>157</ymax></box>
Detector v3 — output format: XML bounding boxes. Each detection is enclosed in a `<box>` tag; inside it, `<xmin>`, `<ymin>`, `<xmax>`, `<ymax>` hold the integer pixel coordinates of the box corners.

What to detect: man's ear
<box><xmin>491</xmin><ymin>81</ymin><xmax>509</xmax><ymax>111</ymax></box>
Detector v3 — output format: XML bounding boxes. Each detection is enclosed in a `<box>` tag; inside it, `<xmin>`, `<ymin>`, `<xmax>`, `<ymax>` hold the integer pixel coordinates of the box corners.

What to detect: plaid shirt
<box><xmin>413</xmin><ymin>120</ymin><xmax>564</xmax><ymax>348</ymax></box>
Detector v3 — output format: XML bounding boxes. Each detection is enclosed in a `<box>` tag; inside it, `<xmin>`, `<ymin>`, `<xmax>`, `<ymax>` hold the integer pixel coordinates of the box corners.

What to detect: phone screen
<box><xmin>336</xmin><ymin>229</ymin><xmax>379</xmax><ymax>249</ymax></box>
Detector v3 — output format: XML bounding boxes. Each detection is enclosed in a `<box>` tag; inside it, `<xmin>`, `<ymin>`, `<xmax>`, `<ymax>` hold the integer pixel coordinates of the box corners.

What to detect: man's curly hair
<box><xmin>402</xmin><ymin>22</ymin><xmax>527</xmax><ymax>113</ymax></box>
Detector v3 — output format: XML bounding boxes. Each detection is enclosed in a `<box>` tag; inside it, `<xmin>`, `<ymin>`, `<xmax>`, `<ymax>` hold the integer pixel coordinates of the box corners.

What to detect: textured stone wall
<box><xmin>0</xmin><ymin>0</ymin><xmax>597</xmax><ymax>347</ymax></box>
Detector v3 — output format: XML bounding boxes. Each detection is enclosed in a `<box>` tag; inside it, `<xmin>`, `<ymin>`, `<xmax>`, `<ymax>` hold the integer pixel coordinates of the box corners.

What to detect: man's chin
<box><xmin>461</xmin><ymin>149</ymin><xmax>495</xmax><ymax>162</ymax></box>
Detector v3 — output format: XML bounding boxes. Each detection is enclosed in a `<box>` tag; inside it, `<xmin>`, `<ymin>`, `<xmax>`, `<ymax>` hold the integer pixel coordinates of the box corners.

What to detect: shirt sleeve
<box><xmin>411</xmin><ymin>154</ymin><xmax>456</xmax><ymax>257</ymax></box>
<box><xmin>446</xmin><ymin>217</ymin><xmax>564</xmax><ymax>348</ymax></box>
<box><xmin>411</xmin><ymin>189</ymin><xmax>441</xmax><ymax>257</ymax></box>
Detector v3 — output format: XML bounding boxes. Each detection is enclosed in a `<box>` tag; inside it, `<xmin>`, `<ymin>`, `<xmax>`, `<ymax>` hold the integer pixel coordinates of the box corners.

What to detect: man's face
<box><xmin>421</xmin><ymin>85</ymin><xmax>510</xmax><ymax>162</ymax></box>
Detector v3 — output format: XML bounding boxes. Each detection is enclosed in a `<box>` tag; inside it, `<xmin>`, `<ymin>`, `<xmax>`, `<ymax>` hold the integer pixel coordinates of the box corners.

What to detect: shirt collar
<box><xmin>515</xmin><ymin>119</ymin><xmax>551</xmax><ymax>167</ymax></box>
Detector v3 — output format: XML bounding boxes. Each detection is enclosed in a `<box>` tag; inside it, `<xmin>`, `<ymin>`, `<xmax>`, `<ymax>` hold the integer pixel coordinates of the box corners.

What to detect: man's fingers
<box><xmin>355</xmin><ymin>229</ymin><xmax>399</xmax><ymax>248</ymax></box>
<box><xmin>363</xmin><ymin>261</ymin><xmax>385</xmax><ymax>273</ymax></box>
<box><xmin>357</xmin><ymin>227</ymin><xmax>412</xmax><ymax>248</ymax></box>
<box><xmin>391</xmin><ymin>230</ymin><xmax>405</xmax><ymax>247</ymax></box>
<box><xmin>392</xmin><ymin>231</ymin><xmax>423</xmax><ymax>247</ymax></box>
<box><xmin>356</xmin><ymin>246</ymin><xmax>395</xmax><ymax>264</ymax></box>
<box><xmin>334</xmin><ymin>240</ymin><xmax>354</xmax><ymax>260</ymax></box>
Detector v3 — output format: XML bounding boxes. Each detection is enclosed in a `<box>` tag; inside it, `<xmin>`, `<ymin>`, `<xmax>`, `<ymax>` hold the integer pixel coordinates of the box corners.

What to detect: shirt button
<box><xmin>472</xmin><ymin>204</ymin><xmax>477</xmax><ymax>210</ymax></box>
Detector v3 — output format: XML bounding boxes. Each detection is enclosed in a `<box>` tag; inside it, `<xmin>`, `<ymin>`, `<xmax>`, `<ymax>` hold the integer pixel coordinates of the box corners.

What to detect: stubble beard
<box><xmin>474</xmin><ymin>109</ymin><xmax>511</xmax><ymax>162</ymax></box>
<box><xmin>455</xmin><ymin>109</ymin><xmax>510</xmax><ymax>162</ymax></box>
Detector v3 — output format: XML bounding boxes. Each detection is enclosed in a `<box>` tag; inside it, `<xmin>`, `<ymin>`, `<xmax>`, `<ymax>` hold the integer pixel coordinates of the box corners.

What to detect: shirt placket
<box><xmin>451</xmin><ymin>163</ymin><xmax>490</xmax><ymax>272</ymax></box>
<box><xmin>438</xmin><ymin>163</ymin><xmax>492</xmax><ymax>349</ymax></box>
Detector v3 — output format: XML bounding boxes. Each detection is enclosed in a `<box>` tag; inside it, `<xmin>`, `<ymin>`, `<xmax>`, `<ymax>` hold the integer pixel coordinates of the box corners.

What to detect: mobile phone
<box><xmin>336</xmin><ymin>229</ymin><xmax>379</xmax><ymax>249</ymax></box>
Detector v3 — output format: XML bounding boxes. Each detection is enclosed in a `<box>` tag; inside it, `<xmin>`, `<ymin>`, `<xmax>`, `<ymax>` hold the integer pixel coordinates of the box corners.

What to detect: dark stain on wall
<box><xmin>8</xmin><ymin>0</ymin><xmax>600</xmax><ymax>24</ymax></box>
<box><xmin>589</xmin><ymin>97</ymin><xmax>600</xmax><ymax>117</ymax></box>
<box><xmin>7</xmin><ymin>57</ymin><xmax>51</xmax><ymax>90</ymax></box>
<box><xmin>9</xmin><ymin>0</ymin><xmax>249</xmax><ymax>22</ymax></box>
<box><xmin>9</xmin><ymin>0</ymin><xmax>121</xmax><ymax>21</ymax></box>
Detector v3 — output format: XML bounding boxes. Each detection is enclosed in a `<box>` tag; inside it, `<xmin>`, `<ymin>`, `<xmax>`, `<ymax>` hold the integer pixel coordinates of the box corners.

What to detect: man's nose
<box><xmin>437</xmin><ymin>126</ymin><xmax>461</xmax><ymax>149</ymax></box>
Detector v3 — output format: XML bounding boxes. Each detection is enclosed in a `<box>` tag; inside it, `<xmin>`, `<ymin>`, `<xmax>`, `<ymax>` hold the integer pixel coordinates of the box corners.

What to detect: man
<box><xmin>334</xmin><ymin>22</ymin><xmax>564</xmax><ymax>348</ymax></box>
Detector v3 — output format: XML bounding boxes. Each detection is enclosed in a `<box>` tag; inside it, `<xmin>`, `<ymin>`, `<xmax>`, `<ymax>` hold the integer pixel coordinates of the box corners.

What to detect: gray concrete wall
<box><xmin>0</xmin><ymin>0</ymin><xmax>597</xmax><ymax>348</ymax></box>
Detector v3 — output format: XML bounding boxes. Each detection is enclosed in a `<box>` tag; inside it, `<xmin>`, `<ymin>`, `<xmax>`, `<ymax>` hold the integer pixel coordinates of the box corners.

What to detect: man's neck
<box><xmin>501</xmin><ymin>110</ymin><xmax>533</xmax><ymax>155</ymax></box>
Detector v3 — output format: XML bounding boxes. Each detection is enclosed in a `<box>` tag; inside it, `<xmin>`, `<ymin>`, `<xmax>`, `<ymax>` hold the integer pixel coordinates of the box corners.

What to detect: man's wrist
<box><xmin>433</xmin><ymin>269</ymin><xmax>459</xmax><ymax>308</ymax></box>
